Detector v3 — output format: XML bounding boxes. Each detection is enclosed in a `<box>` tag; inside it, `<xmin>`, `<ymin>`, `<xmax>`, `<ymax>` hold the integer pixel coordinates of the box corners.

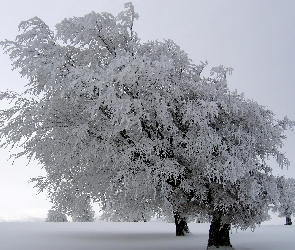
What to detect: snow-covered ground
<box><xmin>0</xmin><ymin>222</ymin><xmax>294</xmax><ymax>250</ymax></box>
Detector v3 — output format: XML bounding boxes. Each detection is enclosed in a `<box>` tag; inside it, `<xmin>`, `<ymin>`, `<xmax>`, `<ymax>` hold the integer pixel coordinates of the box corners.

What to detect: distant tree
<box><xmin>1</xmin><ymin>2</ymin><xmax>294</xmax><ymax>249</ymax></box>
<box><xmin>45</xmin><ymin>210</ymin><xmax>68</xmax><ymax>222</ymax></box>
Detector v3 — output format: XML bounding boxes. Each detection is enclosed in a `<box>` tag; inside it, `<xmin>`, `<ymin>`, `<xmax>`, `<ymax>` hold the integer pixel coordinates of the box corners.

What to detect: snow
<box><xmin>0</xmin><ymin>222</ymin><xmax>294</xmax><ymax>250</ymax></box>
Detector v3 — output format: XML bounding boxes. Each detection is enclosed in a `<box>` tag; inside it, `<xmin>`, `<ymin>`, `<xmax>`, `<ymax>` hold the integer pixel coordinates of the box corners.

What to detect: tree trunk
<box><xmin>285</xmin><ymin>216</ymin><xmax>292</xmax><ymax>225</ymax></box>
<box><xmin>174</xmin><ymin>212</ymin><xmax>189</xmax><ymax>236</ymax></box>
<box><xmin>207</xmin><ymin>212</ymin><xmax>232</xmax><ymax>248</ymax></box>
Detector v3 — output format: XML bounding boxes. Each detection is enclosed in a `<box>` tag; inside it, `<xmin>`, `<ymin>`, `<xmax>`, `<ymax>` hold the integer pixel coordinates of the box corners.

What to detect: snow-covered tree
<box><xmin>1</xmin><ymin>2</ymin><xmax>294</xmax><ymax>249</ymax></box>
<box><xmin>45</xmin><ymin>210</ymin><xmax>68</xmax><ymax>222</ymax></box>
<box><xmin>275</xmin><ymin>177</ymin><xmax>295</xmax><ymax>225</ymax></box>
<box><xmin>189</xmin><ymin>69</ymin><xmax>290</xmax><ymax>248</ymax></box>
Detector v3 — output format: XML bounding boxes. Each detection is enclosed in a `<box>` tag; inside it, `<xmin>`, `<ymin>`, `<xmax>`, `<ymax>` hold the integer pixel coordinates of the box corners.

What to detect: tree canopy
<box><xmin>1</xmin><ymin>2</ymin><xmax>294</xmax><ymax>249</ymax></box>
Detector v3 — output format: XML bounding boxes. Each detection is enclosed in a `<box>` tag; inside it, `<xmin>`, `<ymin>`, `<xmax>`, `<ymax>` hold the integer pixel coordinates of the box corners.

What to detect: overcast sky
<box><xmin>0</xmin><ymin>0</ymin><xmax>294</xmax><ymax>223</ymax></box>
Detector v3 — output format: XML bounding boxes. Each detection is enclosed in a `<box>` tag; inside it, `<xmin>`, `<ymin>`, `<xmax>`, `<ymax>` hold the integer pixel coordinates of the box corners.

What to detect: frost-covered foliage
<box><xmin>275</xmin><ymin>177</ymin><xmax>295</xmax><ymax>224</ymax></box>
<box><xmin>101</xmin><ymin>194</ymin><xmax>156</xmax><ymax>222</ymax></box>
<box><xmin>1</xmin><ymin>2</ymin><xmax>294</xmax><ymax>249</ymax></box>
<box><xmin>45</xmin><ymin>210</ymin><xmax>68</xmax><ymax>222</ymax></box>
<box><xmin>72</xmin><ymin>195</ymin><xmax>95</xmax><ymax>222</ymax></box>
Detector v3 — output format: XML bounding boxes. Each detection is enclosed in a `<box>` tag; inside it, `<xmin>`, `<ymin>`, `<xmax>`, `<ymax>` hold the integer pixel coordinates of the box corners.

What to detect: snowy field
<box><xmin>0</xmin><ymin>222</ymin><xmax>294</xmax><ymax>250</ymax></box>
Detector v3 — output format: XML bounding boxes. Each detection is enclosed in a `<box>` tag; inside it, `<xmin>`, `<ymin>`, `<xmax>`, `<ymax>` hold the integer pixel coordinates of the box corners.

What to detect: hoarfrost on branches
<box><xmin>1</xmin><ymin>2</ymin><xmax>294</xmax><ymax>249</ymax></box>
<box><xmin>275</xmin><ymin>177</ymin><xmax>295</xmax><ymax>225</ymax></box>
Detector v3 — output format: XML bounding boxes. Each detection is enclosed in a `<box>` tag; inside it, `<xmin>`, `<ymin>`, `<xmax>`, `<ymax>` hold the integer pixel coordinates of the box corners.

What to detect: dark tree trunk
<box><xmin>174</xmin><ymin>212</ymin><xmax>189</xmax><ymax>236</ymax></box>
<box><xmin>184</xmin><ymin>220</ymin><xmax>190</xmax><ymax>234</ymax></box>
<box><xmin>285</xmin><ymin>216</ymin><xmax>292</xmax><ymax>225</ymax></box>
<box><xmin>207</xmin><ymin>212</ymin><xmax>232</xmax><ymax>248</ymax></box>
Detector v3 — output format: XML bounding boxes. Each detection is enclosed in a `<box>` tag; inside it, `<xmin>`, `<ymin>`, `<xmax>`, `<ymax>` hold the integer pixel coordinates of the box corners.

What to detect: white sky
<box><xmin>0</xmin><ymin>0</ymin><xmax>294</xmax><ymax>222</ymax></box>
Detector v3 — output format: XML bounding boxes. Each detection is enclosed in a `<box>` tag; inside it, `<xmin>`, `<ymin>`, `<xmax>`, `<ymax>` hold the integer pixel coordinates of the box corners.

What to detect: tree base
<box><xmin>174</xmin><ymin>212</ymin><xmax>189</xmax><ymax>236</ymax></box>
<box><xmin>285</xmin><ymin>217</ymin><xmax>292</xmax><ymax>225</ymax></box>
<box><xmin>207</xmin><ymin>246</ymin><xmax>236</xmax><ymax>250</ymax></box>
<box><xmin>207</xmin><ymin>212</ymin><xmax>232</xmax><ymax>248</ymax></box>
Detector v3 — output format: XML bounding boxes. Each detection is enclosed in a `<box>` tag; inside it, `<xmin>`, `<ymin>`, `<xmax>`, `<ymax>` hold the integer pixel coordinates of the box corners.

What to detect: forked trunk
<box><xmin>174</xmin><ymin>212</ymin><xmax>189</xmax><ymax>236</ymax></box>
<box><xmin>207</xmin><ymin>212</ymin><xmax>232</xmax><ymax>249</ymax></box>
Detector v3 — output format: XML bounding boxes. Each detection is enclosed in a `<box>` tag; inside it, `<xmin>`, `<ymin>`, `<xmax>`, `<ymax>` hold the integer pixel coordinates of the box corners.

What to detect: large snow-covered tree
<box><xmin>1</xmin><ymin>2</ymin><xmax>294</xmax><ymax>249</ymax></box>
